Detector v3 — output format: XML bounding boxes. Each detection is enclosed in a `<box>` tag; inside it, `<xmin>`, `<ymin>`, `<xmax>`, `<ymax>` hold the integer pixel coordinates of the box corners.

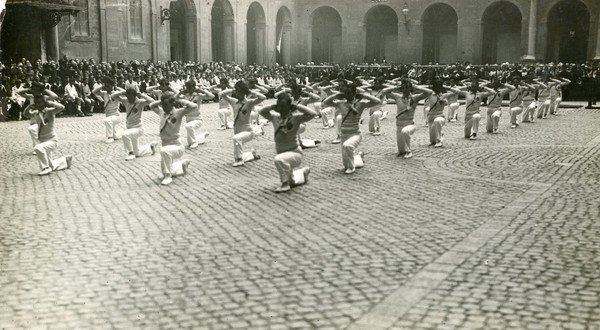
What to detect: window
<box><xmin>129</xmin><ymin>0</ymin><xmax>143</xmax><ymax>39</ymax></box>
<box><xmin>71</xmin><ymin>0</ymin><xmax>89</xmax><ymax>37</ymax></box>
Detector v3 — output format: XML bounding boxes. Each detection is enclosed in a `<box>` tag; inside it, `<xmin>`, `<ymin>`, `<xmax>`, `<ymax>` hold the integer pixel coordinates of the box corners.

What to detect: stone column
<box><xmin>307</xmin><ymin>24</ymin><xmax>313</xmax><ymax>62</ymax></box>
<box><xmin>594</xmin><ymin>19</ymin><xmax>600</xmax><ymax>61</ymax></box>
<box><xmin>99</xmin><ymin>0</ymin><xmax>108</xmax><ymax>61</ymax></box>
<box><xmin>399</xmin><ymin>18</ymin><xmax>420</xmax><ymax>63</ymax></box>
<box><xmin>339</xmin><ymin>22</ymin><xmax>349</xmax><ymax>63</ymax></box>
<box><xmin>256</xmin><ymin>21</ymin><xmax>266</xmax><ymax>64</ymax></box>
<box><xmin>41</xmin><ymin>10</ymin><xmax>63</xmax><ymax>62</ymax></box>
<box><xmin>360</xmin><ymin>21</ymin><xmax>367</xmax><ymax>63</ymax></box>
<box><xmin>150</xmin><ymin>9</ymin><xmax>158</xmax><ymax>61</ymax></box>
<box><xmin>282</xmin><ymin>24</ymin><xmax>292</xmax><ymax>65</ymax></box>
<box><xmin>204</xmin><ymin>16</ymin><xmax>213</xmax><ymax>63</ymax></box>
<box><xmin>223</xmin><ymin>16</ymin><xmax>235</xmax><ymax>62</ymax></box>
<box><xmin>523</xmin><ymin>0</ymin><xmax>537</xmax><ymax>62</ymax></box>
<box><xmin>186</xmin><ymin>16</ymin><xmax>196</xmax><ymax>61</ymax></box>
<box><xmin>458</xmin><ymin>18</ymin><xmax>478</xmax><ymax>63</ymax></box>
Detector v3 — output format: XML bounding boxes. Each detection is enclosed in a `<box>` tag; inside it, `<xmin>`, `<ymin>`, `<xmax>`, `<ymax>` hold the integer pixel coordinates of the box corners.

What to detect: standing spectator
<box><xmin>586</xmin><ymin>68</ymin><xmax>598</xmax><ymax>109</ymax></box>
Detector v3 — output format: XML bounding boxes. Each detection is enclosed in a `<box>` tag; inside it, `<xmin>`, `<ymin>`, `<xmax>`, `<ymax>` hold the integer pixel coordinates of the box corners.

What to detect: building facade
<box><xmin>1</xmin><ymin>0</ymin><xmax>599</xmax><ymax>64</ymax></box>
<box><xmin>298</xmin><ymin>0</ymin><xmax>600</xmax><ymax>65</ymax></box>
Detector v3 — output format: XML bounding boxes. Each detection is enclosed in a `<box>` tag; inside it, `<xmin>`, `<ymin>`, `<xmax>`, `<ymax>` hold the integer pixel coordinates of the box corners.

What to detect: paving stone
<box><xmin>1</xmin><ymin>105</ymin><xmax>599</xmax><ymax>329</ymax></box>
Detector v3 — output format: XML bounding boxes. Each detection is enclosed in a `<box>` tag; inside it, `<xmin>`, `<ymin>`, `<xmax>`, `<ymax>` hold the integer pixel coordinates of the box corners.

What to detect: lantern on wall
<box><xmin>402</xmin><ymin>1</ymin><xmax>410</xmax><ymax>31</ymax></box>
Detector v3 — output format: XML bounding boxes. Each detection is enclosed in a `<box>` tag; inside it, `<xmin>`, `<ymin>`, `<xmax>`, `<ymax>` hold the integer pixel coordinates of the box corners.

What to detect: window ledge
<box><xmin>70</xmin><ymin>35</ymin><xmax>94</xmax><ymax>42</ymax></box>
<box><xmin>128</xmin><ymin>37</ymin><xmax>146</xmax><ymax>44</ymax></box>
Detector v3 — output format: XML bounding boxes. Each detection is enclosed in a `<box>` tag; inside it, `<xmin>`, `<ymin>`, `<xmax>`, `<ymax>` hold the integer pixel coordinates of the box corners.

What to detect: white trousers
<box><xmin>537</xmin><ymin>99</ymin><xmax>551</xmax><ymax>118</ymax></box>
<box><xmin>448</xmin><ymin>102</ymin><xmax>460</xmax><ymax>120</ymax></box>
<box><xmin>122</xmin><ymin>128</ymin><xmax>152</xmax><ymax>157</ymax></box>
<box><xmin>464</xmin><ymin>114</ymin><xmax>481</xmax><ymax>138</ymax></box>
<box><xmin>274</xmin><ymin>150</ymin><xmax>306</xmax><ymax>185</ymax></box>
<box><xmin>522</xmin><ymin>101</ymin><xmax>537</xmax><ymax>122</ymax></box>
<box><xmin>550</xmin><ymin>98</ymin><xmax>562</xmax><ymax>115</ymax></box>
<box><xmin>103</xmin><ymin>115</ymin><xmax>120</xmax><ymax>139</ymax></box>
<box><xmin>369</xmin><ymin>110</ymin><xmax>382</xmax><ymax>133</ymax></box>
<box><xmin>250</xmin><ymin>110</ymin><xmax>267</xmax><ymax>126</ymax></box>
<box><xmin>160</xmin><ymin>144</ymin><xmax>186</xmax><ymax>177</ymax></box>
<box><xmin>510</xmin><ymin>106</ymin><xmax>523</xmax><ymax>125</ymax></box>
<box><xmin>486</xmin><ymin>108</ymin><xmax>502</xmax><ymax>132</ymax></box>
<box><xmin>34</xmin><ymin>139</ymin><xmax>69</xmax><ymax>170</ymax></box>
<box><xmin>218</xmin><ymin>108</ymin><xmax>232</xmax><ymax>128</ymax></box>
<box><xmin>250</xmin><ymin>110</ymin><xmax>258</xmax><ymax>125</ymax></box>
<box><xmin>335</xmin><ymin>114</ymin><xmax>342</xmax><ymax>136</ymax></box>
<box><xmin>232</xmin><ymin>130</ymin><xmax>257</xmax><ymax>161</ymax></box>
<box><xmin>185</xmin><ymin>119</ymin><xmax>206</xmax><ymax>145</ymax></box>
<box><xmin>341</xmin><ymin>133</ymin><xmax>364</xmax><ymax>171</ymax></box>
<box><xmin>297</xmin><ymin>124</ymin><xmax>317</xmax><ymax>149</ymax></box>
<box><xmin>321</xmin><ymin>107</ymin><xmax>334</xmax><ymax>127</ymax></box>
<box><xmin>397</xmin><ymin>124</ymin><xmax>416</xmax><ymax>154</ymax></box>
<box><xmin>428</xmin><ymin>117</ymin><xmax>445</xmax><ymax>144</ymax></box>
<box><xmin>312</xmin><ymin>102</ymin><xmax>322</xmax><ymax>116</ymax></box>
<box><xmin>28</xmin><ymin>124</ymin><xmax>39</xmax><ymax>148</ymax></box>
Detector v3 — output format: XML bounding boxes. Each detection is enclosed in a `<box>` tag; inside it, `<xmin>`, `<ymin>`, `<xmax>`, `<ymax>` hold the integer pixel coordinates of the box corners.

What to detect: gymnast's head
<box><xmin>275</xmin><ymin>92</ymin><xmax>293</xmax><ymax>117</ymax></box>
<box><xmin>233</xmin><ymin>80</ymin><xmax>250</xmax><ymax>101</ymax></box>
<box><xmin>160</xmin><ymin>93</ymin><xmax>177</xmax><ymax>113</ymax></box>
<box><xmin>400</xmin><ymin>79</ymin><xmax>413</xmax><ymax>97</ymax></box>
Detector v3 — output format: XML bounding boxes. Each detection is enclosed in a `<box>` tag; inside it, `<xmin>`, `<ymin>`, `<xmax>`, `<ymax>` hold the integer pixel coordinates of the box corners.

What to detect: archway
<box><xmin>211</xmin><ymin>0</ymin><xmax>234</xmax><ymax>62</ymax></box>
<box><xmin>0</xmin><ymin>5</ymin><xmax>25</xmax><ymax>62</ymax></box>
<box><xmin>546</xmin><ymin>0</ymin><xmax>590</xmax><ymax>63</ymax></box>
<box><xmin>365</xmin><ymin>5</ymin><xmax>398</xmax><ymax>63</ymax></box>
<box><xmin>276</xmin><ymin>6</ymin><xmax>292</xmax><ymax>65</ymax></box>
<box><xmin>311</xmin><ymin>6</ymin><xmax>342</xmax><ymax>64</ymax></box>
<box><xmin>169</xmin><ymin>0</ymin><xmax>197</xmax><ymax>61</ymax></box>
<box><xmin>422</xmin><ymin>3</ymin><xmax>458</xmax><ymax>64</ymax></box>
<box><xmin>246</xmin><ymin>2</ymin><xmax>266</xmax><ymax>64</ymax></box>
<box><xmin>481</xmin><ymin>1</ymin><xmax>522</xmax><ymax>64</ymax></box>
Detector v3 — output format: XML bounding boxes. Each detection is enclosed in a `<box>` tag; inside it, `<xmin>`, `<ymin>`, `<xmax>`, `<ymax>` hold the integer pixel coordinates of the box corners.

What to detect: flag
<box><xmin>276</xmin><ymin>28</ymin><xmax>283</xmax><ymax>53</ymax></box>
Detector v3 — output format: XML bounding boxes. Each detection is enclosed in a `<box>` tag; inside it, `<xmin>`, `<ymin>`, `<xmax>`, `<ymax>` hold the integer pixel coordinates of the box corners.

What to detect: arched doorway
<box><xmin>276</xmin><ymin>6</ymin><xmax>292</xmax><ymax>65</ymax></box>
<box><xmin>246</xmin><ymin>2</ymin><xmax>266</xmax><ymax>64</ymax></box>
<box><xmin>169</xmin><ymin>0</ymin><xmax>197</xmax><ymax>61</ymax></box>
<box><xmin>546</xmin><ymin>0</ymin><xmax>590</xmax><ymax>63</ymax></box>
<box><xmin>0</xmin><ymin>5</ymin><xmax>26</xmax><ymax>62</ymax></box>
<box><xmin>311</xmin><ymin>6</ymin><xmax>342</xmax><ymax>64</ymax></box>
<box><xmin>211</xmin><ymin>0</ymin><xmax>234</xmax><ymax>62</ymax></box>
<box><xmin>422</xmin><ymin>3</ymin><xmax>458</xmax><ymax>64</ymax></box>
<box><xmin>364</xmin><ymin>5</ymin><xmax>398</xmax><ymax>63</ymax></box>
<box><xmin>481</xmin><ymin>1</ymin><xmax>522</xmax><ymax>64</ymax></box>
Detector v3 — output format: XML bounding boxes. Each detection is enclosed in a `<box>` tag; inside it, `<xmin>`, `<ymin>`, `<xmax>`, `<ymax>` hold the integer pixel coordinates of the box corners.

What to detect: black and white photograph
<box><xmin>0</xmin><ymin>0</ymin><xmax>599</xmax><ymax>328</ymax></box>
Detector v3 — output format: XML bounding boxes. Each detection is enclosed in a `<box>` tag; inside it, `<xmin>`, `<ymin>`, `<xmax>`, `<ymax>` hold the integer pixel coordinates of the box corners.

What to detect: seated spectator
<box><xmin>124</xmin><ymin>73</ymin><xmax>139</xmax><ymax>93</ymax></box>
<box><xmin>8</xmin><ymin>79</ymin><xmax>27</xmax><ymax>120</ymax></box>
<box><xmin>63</xmin><ymin>75</ymin><xmax>86</xmax><ymax>117</ymax></box>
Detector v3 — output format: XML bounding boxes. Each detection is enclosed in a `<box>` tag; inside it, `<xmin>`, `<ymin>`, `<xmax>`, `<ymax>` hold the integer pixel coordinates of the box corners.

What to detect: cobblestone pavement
<box><xmin>0</xmin><ymin>102</ymin><xmax>599</xmax><ymax>329</ymax></box>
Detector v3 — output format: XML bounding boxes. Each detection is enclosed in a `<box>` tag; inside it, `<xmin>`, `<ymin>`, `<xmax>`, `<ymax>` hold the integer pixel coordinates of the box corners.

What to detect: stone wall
<box><xmin>4</xmin><ymin>0</ymin><xmax>599</xmax><ymax>64</ymax></box>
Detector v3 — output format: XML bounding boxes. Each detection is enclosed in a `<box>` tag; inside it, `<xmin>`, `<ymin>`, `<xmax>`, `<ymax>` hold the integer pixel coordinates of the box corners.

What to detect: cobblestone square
<box><xmin>1</xmin><ymin>103</ymin><xmax>599</xmax><ymax>329</ymax></box>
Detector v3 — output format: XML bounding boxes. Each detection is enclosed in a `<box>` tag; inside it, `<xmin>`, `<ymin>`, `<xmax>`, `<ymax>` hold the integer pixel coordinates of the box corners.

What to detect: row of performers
<box><xmin>18</xmin><ymin>74</ymin><xmax>570</xmax><ymax>192</ymax></box>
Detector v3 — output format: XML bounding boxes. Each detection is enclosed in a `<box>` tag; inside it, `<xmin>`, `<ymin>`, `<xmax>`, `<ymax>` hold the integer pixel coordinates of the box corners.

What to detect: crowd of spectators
<box><xmin>0</xmin><ymin>56</ymin><xmax>598</xmax><ymax>121</ymax></box>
